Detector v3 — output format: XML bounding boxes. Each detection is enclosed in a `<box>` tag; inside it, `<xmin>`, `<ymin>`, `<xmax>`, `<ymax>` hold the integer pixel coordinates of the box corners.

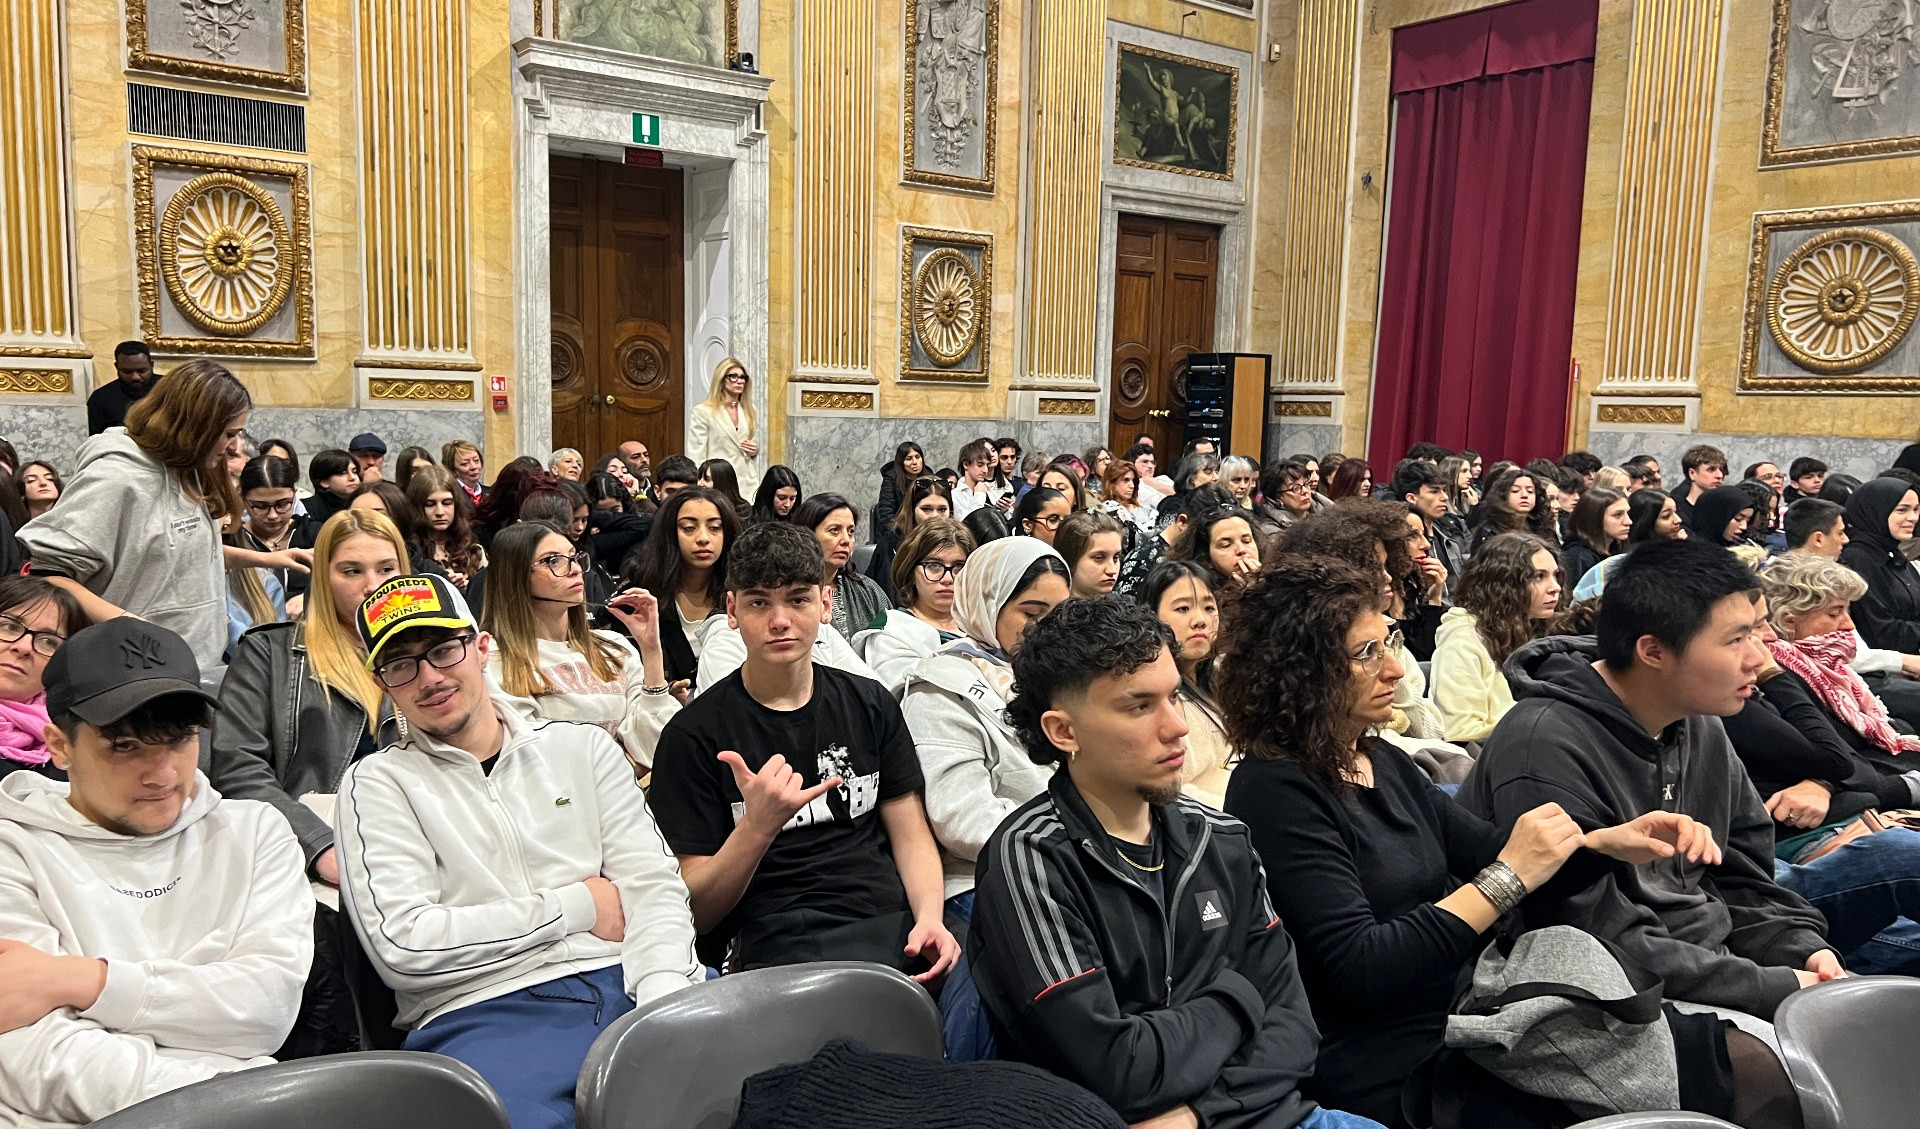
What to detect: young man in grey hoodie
<box><xmin>1461</xmin><ymin>538</ymin><xmax>1839</xmax><ymax>1028</ymax></box>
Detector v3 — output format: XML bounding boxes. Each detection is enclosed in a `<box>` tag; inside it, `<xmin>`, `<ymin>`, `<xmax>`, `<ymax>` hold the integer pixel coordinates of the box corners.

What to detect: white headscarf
<box><xmin>942</xmin><ymin>536</ymin><xmax>1065</xmax><ymax>698</ymax></box>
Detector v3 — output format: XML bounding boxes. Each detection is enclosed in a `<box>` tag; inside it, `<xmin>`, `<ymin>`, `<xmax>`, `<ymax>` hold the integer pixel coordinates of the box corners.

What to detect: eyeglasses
<box><xmin>373</xmin><ymin>634</ymin><xmax>476</xmax><ymax>689</ymax></box>
<box><xmin>0</xmin><ymin>614</ymin><xmax>65</xmax><ymax>659</ymax></box>
<box><xmin>916</xmin><ymin>558</ymin><xmax>966</xmax><ymax>582</ymax></box>
<box><xmin>247</xmin><ymin>498</ymin><xmax>296</xmax><ymax>514</ymax></box>
<box><xmin>1349</xmin><ymin>628</ymin><xmax>1404</xmax><ymax>677</ymax></box>
<box><xmin>533</xmin><ymin>550</ymin><xmax>590</xmax><ymax>576</ymax></box>
<box><xmin>1281</xmin><ymin>482</ymin><xmax>1314</xmax><ymax>496</ymax></box>
<box><xmin>1026</xmin><ymin>513</ymin><xmax>1067</xmax><ymax>530</ymax></box>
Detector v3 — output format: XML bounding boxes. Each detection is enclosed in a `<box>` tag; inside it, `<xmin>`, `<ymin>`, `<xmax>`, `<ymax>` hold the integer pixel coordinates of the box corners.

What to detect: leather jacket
<box><xmin>206</xmin><ymin>621</ymin><xmax>404</xmax><ymax>866</ymax></box>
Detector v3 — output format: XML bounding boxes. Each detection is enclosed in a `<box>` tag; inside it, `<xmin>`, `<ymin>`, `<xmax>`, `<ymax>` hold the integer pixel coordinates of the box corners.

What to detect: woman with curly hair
<box><xmin>1431</xmin><ymin>532</ymin><xmax>1562</xmax><ymax>743</ymax></box>
<box><xmin>1098</xmin><ymin>458</ymin><xmax>1154</xmax><ymax>535</ymax></box>
<box><xmin>1465</xmin><ymin>466</ymin><xmax>1552</xmax><ymax>556</ymax></box>
<box><xmin>1218</xmin><ymin>554</ymin><xmax>1720</xmax><ymax>1128</ymax></box>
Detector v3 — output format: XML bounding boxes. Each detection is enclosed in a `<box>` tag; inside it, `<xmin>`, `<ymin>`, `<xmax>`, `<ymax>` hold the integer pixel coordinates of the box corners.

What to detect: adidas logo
<box><xmin>555</xmin><ymin>796</ymin><xmax>572</xmax><ymax>807</ymax></box>
<box><xmin>1200</xmin><ymin>900</ymin><xmax>1223</xmax><ymax>923</ymax></box>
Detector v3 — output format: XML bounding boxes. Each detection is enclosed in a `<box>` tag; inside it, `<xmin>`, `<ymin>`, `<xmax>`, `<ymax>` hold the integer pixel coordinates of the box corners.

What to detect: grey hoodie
<box><xmin>1459</xmin><ymin>635</ymin><xmax>1828</xmax><ymax>1019</ymax></box>
<box><xmin>16</xmin><ymin>429</ymin><xmax>228</xmax><ymax>682</ymax></box>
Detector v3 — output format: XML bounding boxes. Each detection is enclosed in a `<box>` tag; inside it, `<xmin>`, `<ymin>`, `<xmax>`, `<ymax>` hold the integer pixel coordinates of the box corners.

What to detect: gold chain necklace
<box><xmin>1115</xmin><ymin>845</ymin><xmax>1164</xmax><ymax>872</ymax></box>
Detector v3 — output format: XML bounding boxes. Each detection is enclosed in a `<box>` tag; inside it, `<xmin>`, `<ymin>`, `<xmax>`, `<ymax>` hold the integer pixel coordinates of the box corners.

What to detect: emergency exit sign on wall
<box><xmin>632</xmin><ymin>113</ymin><xmax>661</xmax><ymax>146</ymax></box>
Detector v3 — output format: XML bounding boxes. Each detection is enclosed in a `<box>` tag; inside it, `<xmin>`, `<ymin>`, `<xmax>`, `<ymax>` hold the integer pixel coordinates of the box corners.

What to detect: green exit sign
<box><xmin>632</xmin><ymin>113</ymin><xmax>661</xmax><ymax>146</ymax></box>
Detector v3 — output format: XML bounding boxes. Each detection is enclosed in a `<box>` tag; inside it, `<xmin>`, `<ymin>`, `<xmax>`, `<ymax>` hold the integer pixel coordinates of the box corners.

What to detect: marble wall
<box><xmin>786</xmin><ymin>415</ymin><xmax>1104</xmax><ymax>519</ymax></box>
<box><xmin>1584</xmin><ymin>431</ymin><xmax>1914</xmax><ymax>487</ymax></box>
<box><xmin>1264</xmin><ymin>423</ymin><xmax>1345</xmax><ymax>466</ymax></box>
<box><xmin>10</xmin><ymin>406</ymin><xmax>484</xmax><ymax>477</ymax></box>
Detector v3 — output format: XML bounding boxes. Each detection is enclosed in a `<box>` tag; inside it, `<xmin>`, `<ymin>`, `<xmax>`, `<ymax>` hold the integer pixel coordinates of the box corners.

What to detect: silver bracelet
<box><xmin>1472</xmin><ymin>861</ymin><xmax>1528</xmax><ymax>916</ymax></box>
<box><xmin>640</xmin><ymin>683</ymin><xmax>672</xmax><ymax>696</ymax></box>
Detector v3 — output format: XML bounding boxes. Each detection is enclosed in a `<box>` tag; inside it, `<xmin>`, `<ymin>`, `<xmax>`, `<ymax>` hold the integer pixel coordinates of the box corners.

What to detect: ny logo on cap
<box><xmin>120</xmin><ymin>633</ymin><xmax>166</xmax><ymax>670</ymax></box>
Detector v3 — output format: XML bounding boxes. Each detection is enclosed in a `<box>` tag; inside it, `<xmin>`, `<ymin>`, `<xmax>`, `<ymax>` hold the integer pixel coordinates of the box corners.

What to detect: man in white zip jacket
<box><xmin>335</xmin><ymin>575</ymin><xmax>701</xmax><ymax>1129</ymax></box>
<box><xmin>0</xmin><ymin>618</ymin><xmax>312</xmax><ymax>1129</ymax></box>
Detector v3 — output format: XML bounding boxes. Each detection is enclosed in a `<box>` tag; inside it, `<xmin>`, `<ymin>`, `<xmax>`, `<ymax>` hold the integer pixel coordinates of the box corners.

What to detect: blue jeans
<box><xmin>1299</xmin><ymin>1108</ymin><xmax>1389</xmax><ymax>1129</ymax></box>
<box><xmin>1774</xmin><ymin>827</ymin><xmax>1920</xmax><ymax>975</ymax></box>
<box><xmin>939</xmin><ymin>891</ymin><xmax>998</xmax><ymax>1061</ymax></box>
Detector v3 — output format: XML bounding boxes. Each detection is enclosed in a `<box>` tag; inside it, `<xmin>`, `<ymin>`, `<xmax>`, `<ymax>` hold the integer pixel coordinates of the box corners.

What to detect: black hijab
<box><xmin>1688</xmin><ymin>485</ymin><xmax>1757</xmax><ymax>547</ymax></box>
<box><xmin>1893</xmin><ymin>443</ymin><xmax>1920</xmax><ymax>476</ymax></box>
<box><xmin>1843</xmin><ymin>476</ymin><xmax>1917</xmax><ymax>559</ymax></box>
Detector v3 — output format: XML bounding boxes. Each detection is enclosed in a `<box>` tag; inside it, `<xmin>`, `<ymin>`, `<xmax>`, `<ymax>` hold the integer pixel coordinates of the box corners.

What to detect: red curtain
<box><xmin>1368</xmin><ymin>0</ymin><xmax>1597</xmax><ymax>467</ymax></box>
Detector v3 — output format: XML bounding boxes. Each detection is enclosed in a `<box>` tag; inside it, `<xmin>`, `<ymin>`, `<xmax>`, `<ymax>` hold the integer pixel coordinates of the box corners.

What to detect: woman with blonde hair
<box><xmin>211</xmin><ymin>509</ymin><xmax>411</xmax><ymax>889</ymax></box>
<box><xmin>687</xmin><ymin>356</ymin><xmax>761</xmax><ymax>498</ymax></box>
<box><xmin>482</xmin><ymin>521</ymin><xmax>679</xmax><ymax>773</ymax></box>
<box><xmin>17</xmin><ymin>358</ymin><xmax>305</xmax><ymax>680</ymax></box>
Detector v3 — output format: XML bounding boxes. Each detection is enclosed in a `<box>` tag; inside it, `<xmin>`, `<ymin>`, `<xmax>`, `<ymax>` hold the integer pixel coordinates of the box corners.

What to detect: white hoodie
<box><xmin>335</xmin><ymin>706</ymin><xmax>702</xmax><ymax>1029</ymax></box>
<box><xmin>0</xmin><ymin>773</ymin><xmax>311</xmax><ymax>1129</ymax></box>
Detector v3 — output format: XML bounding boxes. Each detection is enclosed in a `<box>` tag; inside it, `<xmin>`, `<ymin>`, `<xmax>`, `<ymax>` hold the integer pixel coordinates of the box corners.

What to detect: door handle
<box><xmin>604</xmin><ymin>394</ymin><xmax>616</xmax><ymax>405</ymax></box>
<box><xmin>1147</xmin><ymin>409</ymin><xmax>1170</xmax><ymax>419</ymax></box>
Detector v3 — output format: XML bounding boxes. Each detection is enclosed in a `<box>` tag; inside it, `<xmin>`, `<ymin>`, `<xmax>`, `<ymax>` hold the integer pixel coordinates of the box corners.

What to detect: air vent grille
<box><xmin>127</xmin><ymin>83</ymin><xmax>306</xmax><ymax>154</ymax></box>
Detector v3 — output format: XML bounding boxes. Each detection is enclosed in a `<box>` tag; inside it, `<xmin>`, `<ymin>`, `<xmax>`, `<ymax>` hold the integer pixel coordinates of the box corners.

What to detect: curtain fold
<box><xmin>1369</xmin><ymin>5</ymin><xmax>1595</xmax><ymax>466</ymax></box>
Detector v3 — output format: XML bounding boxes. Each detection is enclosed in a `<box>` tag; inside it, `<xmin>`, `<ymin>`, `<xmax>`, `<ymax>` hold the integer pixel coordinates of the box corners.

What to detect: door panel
<box><xmin>1108</xmin><ymin>215</ymin><xmax>1219</xmax><ymax>455</ymax></box>
<box><xmin>549</xmin><ymin>156</ymin><xmax>685</xmax><ymax>462</ymax></box>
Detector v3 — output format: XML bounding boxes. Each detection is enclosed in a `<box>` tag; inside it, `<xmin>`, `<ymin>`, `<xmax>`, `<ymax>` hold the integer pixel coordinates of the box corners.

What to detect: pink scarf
<box><xmin>0</xmin><ymin>692</ymin><xmax>52</xmax><ymax>766</ymax></box>
<box><xmin>1767</xmin><ymin>631</ymin><xmax>1920</xmax><ymax>756</ymax></box>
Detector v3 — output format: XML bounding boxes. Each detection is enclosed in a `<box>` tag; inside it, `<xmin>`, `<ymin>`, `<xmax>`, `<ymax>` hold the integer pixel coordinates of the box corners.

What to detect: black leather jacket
<box><xmin>206</xmin><ymin>621</ymin><xmax>404</xmax><ymax>866</ymax></box>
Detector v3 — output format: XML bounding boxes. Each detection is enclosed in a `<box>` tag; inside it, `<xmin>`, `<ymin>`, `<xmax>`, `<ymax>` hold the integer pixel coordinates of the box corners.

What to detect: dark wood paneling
<box><xmin>1108</xmin><ymin>215</ymin><xmax>1219</xmax><ymax>455</ymax></box>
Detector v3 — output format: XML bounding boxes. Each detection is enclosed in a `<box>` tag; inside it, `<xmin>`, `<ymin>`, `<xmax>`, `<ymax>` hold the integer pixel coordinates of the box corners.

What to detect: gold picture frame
<box><xmin>134</xmin><ymin>145</ymin><xmax>315</xmax><ymax>358</ymax></box>
<box><xmin>899</xmin><ymin>225</ymin><xmax>992</xmax><ymax>383</ymax></box>
<box><xmin>1760</xmin><ymin>0</ymin><xmax>1920</xmax><ymax>167</ymax></box>
<box><xmin>902</xmin><ymin>0</ymin><xmax>999</xmax><ymax>193</ymax></box>
<box><xmin>1114</xmin><ymin>43</ymin><xmax>1239</xmax><ymax>182</ymax></box>
<box><xmin>1738</xmin><ymin>200</ymin><xmax>1920</xmax><ymax>392</ymax></box>
<box><xmin>126</xmin><ymin>0</ymin><xmax>307</xmax><ymax>92</ymax></box>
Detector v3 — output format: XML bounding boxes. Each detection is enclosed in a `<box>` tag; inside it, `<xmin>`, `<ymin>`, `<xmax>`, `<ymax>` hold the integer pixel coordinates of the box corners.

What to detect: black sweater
<box><xmin>1224</xmin><ymin>744</ymin><xmax>1503</xmax><ymax>1127</ymax></box>
<box><xmin>1724</xmin><ymin>670</ymin><xmax>1916</xmax><ymax>823</ymax></box>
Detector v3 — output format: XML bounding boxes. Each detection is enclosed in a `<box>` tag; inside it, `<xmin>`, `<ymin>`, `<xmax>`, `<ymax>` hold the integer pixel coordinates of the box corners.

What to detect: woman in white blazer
<box><xmin>686</xmin><ymin>358</ymin><xmax>761</xmax><ymax>499</ymax></box>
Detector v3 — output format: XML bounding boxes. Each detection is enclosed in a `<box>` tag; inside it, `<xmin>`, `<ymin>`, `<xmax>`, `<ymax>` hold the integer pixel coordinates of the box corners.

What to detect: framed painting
<box><xmin>1762</xmin><ymin>0</ymin><xmax>1920</xmax><ymax>166</ymax></box>
<box><xmin>1114</xmin><ymin>43</ymin><xmax>1239</xmax><ymax>181</ymax></box>
<box><xmin>899</xmin><ymin>226</ymin><xmax>992</xmax><ymax>382</ymax></box>
<box><xmin>127</xmin><ymin>0</ymin><xmax>306</xmax><ymax>91</ymax></box>
<box><xmin>554</xmin><ymin>0</ymin><xmax>739</xmax><ymax>69</ymax></box>
<box><xmin>903</xmin><ymin>0</ymin><xmax>999</xmax><ymax>192</ymax></box>
<box><xmin>1738</xmin><ymin>200</ymin><xmax>1920</xmax><ymax>392</ymax></box>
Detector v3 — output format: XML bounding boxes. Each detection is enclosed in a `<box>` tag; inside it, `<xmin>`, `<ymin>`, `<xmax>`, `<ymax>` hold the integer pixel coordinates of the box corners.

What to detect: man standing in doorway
<box><xmin>86</xmin><ymin>342</ymin><xmax>155</xmax><ymax>435</ymax></box>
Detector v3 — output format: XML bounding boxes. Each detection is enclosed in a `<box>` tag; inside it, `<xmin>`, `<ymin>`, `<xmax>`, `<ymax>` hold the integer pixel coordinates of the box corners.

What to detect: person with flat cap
<box><xmin>0</xmin><ymin>617</ymin><xmax>313</xmax><ymax>1128</ymax></box>
<box><xmin>349</xmin><ymin>432</ymin><xmax>388</xmax><ymax>485</ymax></box>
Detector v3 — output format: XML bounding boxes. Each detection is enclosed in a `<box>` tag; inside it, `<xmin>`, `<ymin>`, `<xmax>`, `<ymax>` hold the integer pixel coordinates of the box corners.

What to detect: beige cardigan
<box><xmin>686</xmin><ymin>400</ymin><xmax>761</xmax><ymax>498</ymax></box>
<box><xmin>1430</xmin><ymin>607</ymin><xmax>1517</xmax><ymax>743</ymax></box>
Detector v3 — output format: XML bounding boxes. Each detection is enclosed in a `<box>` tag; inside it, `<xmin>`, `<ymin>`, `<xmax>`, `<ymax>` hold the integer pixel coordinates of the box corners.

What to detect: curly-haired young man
<box><xmin>967</xmin><ymin>595</ymin><xmax>1384</xmax><ymax>1129</ymax></box>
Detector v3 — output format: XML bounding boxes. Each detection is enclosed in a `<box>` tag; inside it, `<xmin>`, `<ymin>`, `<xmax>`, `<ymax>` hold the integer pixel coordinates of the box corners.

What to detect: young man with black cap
<box><xmin>0</xmin><ymin>618</ymin><xmax>312</xmax><ymax>1128</ymax></box>
<box><xmin>334</xmin><ymin>573</ymin><xmax>700</xmax><ymax>1129</ymax></box>
<box><xmin>348</xmin><ymin>432</ymin><xmax>387</xmax><ymax>485</ymax></box>
<box><xmin>970</xmin><ymin>596</ymin><xmax>1377</xmax><ymax>1129</ymax></box>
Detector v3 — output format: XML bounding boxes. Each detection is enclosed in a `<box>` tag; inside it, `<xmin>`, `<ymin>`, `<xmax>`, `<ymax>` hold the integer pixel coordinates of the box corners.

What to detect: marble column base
<box><xmin>11</xmin><ymin>405</ymin><xmax>485</xmax><ymax>476</ymax></box>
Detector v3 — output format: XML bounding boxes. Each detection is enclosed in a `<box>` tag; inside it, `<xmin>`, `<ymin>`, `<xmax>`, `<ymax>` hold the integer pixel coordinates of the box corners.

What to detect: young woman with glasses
<box><xmin>1011</xmin><ymin>485</ymin><xmax>1070</xmax><ymax>545</ymax></box>
<box><xmin>852</xmin><ymin>516</ymin><xmax>975</xmax><ymax>693</ymax></box>
<box><xmin>0</xmin><ymin>577</ymin><xmax>85</xmax><ymax>782</ymax></box>
<box><xmin>481</xmin><ymin>521</ymin><xmax>679</xmax><ymax>775</ymax></box>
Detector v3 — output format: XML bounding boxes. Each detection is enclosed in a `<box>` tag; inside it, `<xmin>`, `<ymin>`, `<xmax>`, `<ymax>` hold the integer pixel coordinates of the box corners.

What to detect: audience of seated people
<box><xmin>22</xmin><ymin>388</ymin><xmax>1920</xmax><ymax>1128</ymax></box>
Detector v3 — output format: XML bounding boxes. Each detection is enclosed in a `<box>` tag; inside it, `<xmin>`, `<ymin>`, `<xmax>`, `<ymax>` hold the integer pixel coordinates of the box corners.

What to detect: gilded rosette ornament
<box><xmin>159</xmin><ymin>172</ymin><xmax>295</xmax><ymax>336</ymax></box>
<box><xmin>1766</xmin><ymin>227</ymin><xmax>1920</xmax><ymax>375</ymax></box>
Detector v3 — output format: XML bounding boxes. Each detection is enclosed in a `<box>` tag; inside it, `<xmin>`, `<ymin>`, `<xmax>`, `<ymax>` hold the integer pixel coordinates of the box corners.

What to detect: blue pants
<box><xmin>1299</xmin><ymin>1108</ymin><xmax>1389</xmax><ymax>1129</ymax></box>
<box><xmin>403</xmin><ymin>964</ymin><xmax>633</xmax><ymax>1129</ymax></box>
<box><xmin>939</xmin><ymin>891</ymin><xmax>998</xmax><ymax>1062</ymax></box>
<box><xmin>1774</xmin><ymin>828</ymin><xmax>1920</xmax><ymax>975</ymax></box>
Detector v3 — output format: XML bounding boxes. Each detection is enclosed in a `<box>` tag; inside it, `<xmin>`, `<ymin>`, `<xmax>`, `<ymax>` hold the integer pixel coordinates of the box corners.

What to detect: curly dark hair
<box><xmin>1455</xmin><ymin>532</ymin><xmax>1561</xmax><ymax>665</ymax></box>
<box><xmin>1006</xmin><ymin>595</ymin><xmax>1174</xmax><ymax>768</ymax></box>
<box><xmin>1216</xmin><ymin>554</ymin><xmax>1386</xmax><ymax>791</ymax></box>
<box><xmin>1475</xmin><ymin>467</ymin><xmax>1536</xmax><ymax>537</ymax></box>
<box><xmin>1276</xmin><ymin>499</ymin><xmax>1417</xmax><ymax>591</ymax></box>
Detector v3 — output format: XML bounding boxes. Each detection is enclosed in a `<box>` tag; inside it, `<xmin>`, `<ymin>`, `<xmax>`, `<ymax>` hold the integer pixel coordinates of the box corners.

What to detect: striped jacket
<box><xmin>967</xmin><ymin>771</ymin><xmax>1324</xmax><ymax>1128</ymax></box>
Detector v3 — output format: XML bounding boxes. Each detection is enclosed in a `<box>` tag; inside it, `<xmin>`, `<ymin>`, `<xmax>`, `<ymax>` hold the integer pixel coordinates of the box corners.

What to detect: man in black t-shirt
<box><xmin>85</xmin><ymin>341</ymin><xmax>155</xmax><ymax>435</ymax></box>
<box><xmin>649</xmin><ymin>522</ymin><xmax>960</xmax><ymax>978</ymax></box>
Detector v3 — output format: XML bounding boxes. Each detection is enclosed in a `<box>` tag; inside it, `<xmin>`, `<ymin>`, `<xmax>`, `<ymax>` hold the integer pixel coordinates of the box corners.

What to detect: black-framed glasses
<box><xmin>1282</xmin><ymin>482</ymin><xmax>1314</xmax><ymax>496</ymax></box>
<box><xmin>0</xmin><ymin>614</ymin><xmax>65</xmax><ymax>659</ymax></box>
<box><xmin>533</xmin><ymin>550</ymin><xmax>590</xmax><ymax>577</ymax></box>
<box><xmin>1349</xmin><ymin>628</ymin><xmax>1405</xmax><ymax>677</ymax></box>
<box><xmin>916</xmin><ymin>558</ymin><xmax>966</xmax><ymax>582</ymax></box>
<box><xmin>373</xmin><ymin>634</ymin><xmax>476</xmax><ymax>689</ymax></box>
<box><xmin>247</xmin><ymin>498</ymin><xmax>296</xmax><ymax>514</ymax></box>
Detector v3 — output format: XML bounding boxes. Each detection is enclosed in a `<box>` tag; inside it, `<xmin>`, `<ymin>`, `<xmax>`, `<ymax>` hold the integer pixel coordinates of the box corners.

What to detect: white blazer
<box><xmin>686</xmin><ymin>401</ymin><xmax>761</xmax><ymax>499</ymax></box>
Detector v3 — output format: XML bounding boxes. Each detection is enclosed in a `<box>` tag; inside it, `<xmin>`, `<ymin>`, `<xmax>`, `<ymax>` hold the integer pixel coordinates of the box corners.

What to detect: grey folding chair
<box><xmin>1568</xmin><ymin>1115</ymin><xmax>1741</xmax><ymax>1128</ymax></box>
<box><xmin>88</xmin><ymin>1050</ymin><xmax>508</xmax><ymax>1129</ymax></box>
<box><xmin>576</xmin><ymin>960</ymin><xmax>942</xmax><ymax>1129</ymax></box>
<box><xmin>1773</xmin><ymin>974</ymin><xmax>1920</xmax><ymax>1129</ymax></box>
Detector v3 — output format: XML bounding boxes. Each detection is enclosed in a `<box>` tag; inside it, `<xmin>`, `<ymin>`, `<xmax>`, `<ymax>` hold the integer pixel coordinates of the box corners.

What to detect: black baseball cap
<box><xmin>349</xmin><ymin>432</ymin><xmax>388</xmax><ymax>455</ymax></box>
<box><xmin>43</xmin><ymin>618</ymin><xmax>219</xmax><ymax>726</ymax></box>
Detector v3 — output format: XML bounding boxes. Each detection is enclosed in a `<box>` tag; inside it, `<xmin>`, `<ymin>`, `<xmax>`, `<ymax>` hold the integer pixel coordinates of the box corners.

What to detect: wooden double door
<box><xmin>549</xmin><ymin>155</ymin><xmax>685</xmax><ymax>462</ymax></box>
<box><xmin>1108</xmin><ymin>215</ymin><xmax>1220</xmax><ymax>455</ymax></box>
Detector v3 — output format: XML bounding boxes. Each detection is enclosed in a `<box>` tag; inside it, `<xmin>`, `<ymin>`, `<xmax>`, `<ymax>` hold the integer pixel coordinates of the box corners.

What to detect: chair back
<box><xmin>88</xmin><ymin>1051</ymin><xmax>508</xmax><ymax>1129</ymax></box>
<box><xmin>576</xmin><ymin>961</ymin><xmax>941</xmax><ymax>1129</ymax></box>
<box><xmin>1567</xmin><ymin>1115</ymin><xmax>1740</xmax><ymax>1128</ymax></box>
<box><xmin>1773</xmin><ymin>975</ymin><xmax>1920</xmax><ymax>1129</ymax></box>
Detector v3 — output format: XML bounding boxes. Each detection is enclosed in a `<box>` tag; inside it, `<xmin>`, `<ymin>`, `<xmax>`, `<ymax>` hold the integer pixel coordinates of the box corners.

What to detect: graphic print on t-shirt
<box><xmin>726</xmin><ymin>740</ymin><xmax>880</xmax><ymax>830</ymax></box>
